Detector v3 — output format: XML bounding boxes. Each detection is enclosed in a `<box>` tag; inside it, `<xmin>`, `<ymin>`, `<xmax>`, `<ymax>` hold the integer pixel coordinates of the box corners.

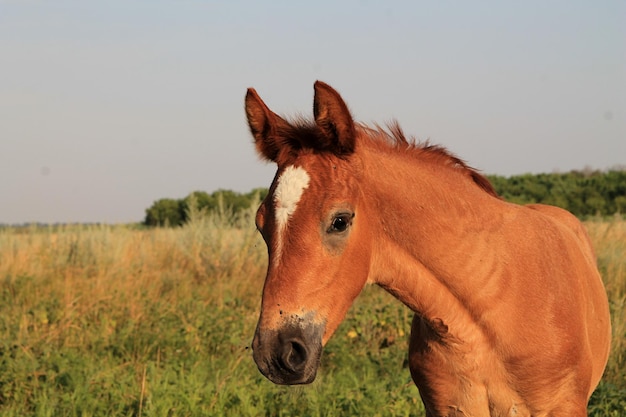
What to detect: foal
<box><xmin>245</xmin><ymin>81</ymin><xmax>611</xmax><ymax>416</ymax></box>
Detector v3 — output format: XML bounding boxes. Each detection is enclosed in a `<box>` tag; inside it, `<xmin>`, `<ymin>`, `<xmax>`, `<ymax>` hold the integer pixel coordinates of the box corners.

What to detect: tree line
<box><xmin>487</xmin><ymin>169</ymin><xmax>626</xmax><ymax>217</ymax></box>
<box><xmin>144</xmin><ymin>188</ymin><xmax>269</xmax><ymax>227</ymax></box>
<box><xmin>144</xmin><ymin>169</ymin><xmax>626</xmax><ymax>226</ymax></box>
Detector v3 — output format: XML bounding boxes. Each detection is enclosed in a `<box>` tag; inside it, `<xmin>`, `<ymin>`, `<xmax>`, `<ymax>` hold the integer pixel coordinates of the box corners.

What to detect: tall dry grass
<box><xmin>0</xmin><ymin>207</ymin><xmax>270</xmax><ymax>415</ymax></box>
<box><xmin>0</xmin><ymin>213</ymin><xmax>624</xmax><ymax>415</ymax></box>
<box><xmin>0</xmin><ymin>218</ymin><xmax>265</xmax><ymax>351</ymax></box>
<box><xmin>585</xmin><ymin>217</ymin><xmax>626</xmax><ymax>390</ymax></box>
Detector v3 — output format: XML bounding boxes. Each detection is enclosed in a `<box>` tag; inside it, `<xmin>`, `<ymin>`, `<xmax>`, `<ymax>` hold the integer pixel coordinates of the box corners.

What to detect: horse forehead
<box><xmin>273</xmin><ymin>165</ymin><xmax>311</xmax><ymax>227</ymax></box>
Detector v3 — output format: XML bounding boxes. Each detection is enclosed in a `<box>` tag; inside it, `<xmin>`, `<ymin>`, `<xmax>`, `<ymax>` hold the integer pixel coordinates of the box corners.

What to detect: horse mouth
<box><xmin>252</xmin><ymin>319</ymin><xmax>324</xmax><ymax>385</ymax></box>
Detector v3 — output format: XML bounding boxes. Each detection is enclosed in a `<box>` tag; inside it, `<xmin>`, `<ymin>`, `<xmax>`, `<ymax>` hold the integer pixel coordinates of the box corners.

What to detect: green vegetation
<box><xmin>144</xmin><ymin>189</ymin><xmax>268</xmax><ymax>227</ymax></box>
<box><xmin>143</xmin><ymin>169</ymin><xmax>626</xmax><ymax>227</ymax></box>
<box><xmin>1</xmin><ymin>204</ymin><xmax>625</xmax><ymax>415</ymax></box>
<box><xmin>487</xmin><ymin>169</ymin><xmax>626</xmax><ymax>217</ymax></box>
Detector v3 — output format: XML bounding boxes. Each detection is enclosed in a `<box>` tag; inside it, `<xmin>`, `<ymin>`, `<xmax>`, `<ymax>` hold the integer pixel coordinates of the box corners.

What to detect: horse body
<box><xmin>245</xmin><ymin>82</ymin><xmax>611</xmax><ymax>416</ymax></box>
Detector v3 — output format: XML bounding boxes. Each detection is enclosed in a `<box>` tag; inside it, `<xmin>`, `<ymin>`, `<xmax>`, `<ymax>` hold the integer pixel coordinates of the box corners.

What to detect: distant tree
<box><xmin>489</xmin><ymin>168</ymin><xmax>626</xmax><ymax>218</ymax></box>
<box><xmin>144</xmin><ymin>198</ymin><xmax>185</xmax><ymax>226</ymax></box>
<box><xmin>246</xmin><ymin>187</ymin><xmax>269</xmax><ymax>203</ymax></box>
<box><xmin>180</xmin><ymin>191</ymin><xmax>212</xmax><ymax>222</ymax></box>
<box><xmin>615</xmin><ymin>196</ymin><xmax>626</xmax><ymax>214</ymax></box>
<box><xmin>144</xmin><ymin>188</ymin><xmax>271</xmax><ymax>227</ymax></box>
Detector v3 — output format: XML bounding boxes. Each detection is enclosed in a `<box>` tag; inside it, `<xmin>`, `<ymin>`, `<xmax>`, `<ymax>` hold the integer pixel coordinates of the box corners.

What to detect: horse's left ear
<box><xmin>313</xmin><ymin>81</ymin><xmax>356</xmax><ymax>155</ymax></box>
<box><xmin>245</xmin><ymin>87</ymin><xmax>291</xmax><ymax>163</ymax></box>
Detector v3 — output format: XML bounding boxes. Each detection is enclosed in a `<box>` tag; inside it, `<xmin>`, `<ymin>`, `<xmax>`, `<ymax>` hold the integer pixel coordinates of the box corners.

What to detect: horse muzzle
<box><xmin>252</xmin><ymin>318</ymin><xmax>325</xmax><ymax>385</ymax></box>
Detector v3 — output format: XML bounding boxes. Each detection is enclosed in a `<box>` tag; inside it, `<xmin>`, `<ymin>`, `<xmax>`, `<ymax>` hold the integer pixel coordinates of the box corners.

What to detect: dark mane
<box><xmin>278</xmin><ymin>118</ymin><xmax>499</xmax><ymax>198</ymax></box>
<box><xmin>360</xmin><ymin>122</ymin><xmax>499</xmax><ymax>198</ymax></box>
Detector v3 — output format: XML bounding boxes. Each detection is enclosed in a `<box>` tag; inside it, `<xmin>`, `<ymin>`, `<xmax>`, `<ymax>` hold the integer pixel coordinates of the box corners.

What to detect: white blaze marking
<box><xmin>273</xmin><ymin>165</ymin><xmax>310</xmax><ymax>266</ymax></box>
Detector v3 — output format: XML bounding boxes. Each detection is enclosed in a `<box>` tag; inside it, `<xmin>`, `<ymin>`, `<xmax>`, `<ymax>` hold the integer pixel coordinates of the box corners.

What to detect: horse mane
<box><xmin>360</xmin><ymin>122</ymin><xmax>499</xmax><ymax>198</ymax></box>
<box><xmin>274</xmin><ymin>118</ymin><xmax>499</xmax><ymax>198</ymax></box>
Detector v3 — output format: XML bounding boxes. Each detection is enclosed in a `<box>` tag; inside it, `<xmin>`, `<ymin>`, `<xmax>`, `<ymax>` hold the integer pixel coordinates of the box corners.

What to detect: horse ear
<box><xmin>313</xmin><ymin>81</ymin><xmax>356</xmax><ymax>155</ymax></box>
<box><xmin>245</xmin><ymin>88</ymin><xmax>289</xmax><ymax>162</ymax></box>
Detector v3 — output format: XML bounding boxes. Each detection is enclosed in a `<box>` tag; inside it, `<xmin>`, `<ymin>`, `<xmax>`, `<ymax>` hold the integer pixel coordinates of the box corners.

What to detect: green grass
<box><xmin>0</xmin><ymin>213</ymin><xmax>624</xmax><ymax>416</ymax></box>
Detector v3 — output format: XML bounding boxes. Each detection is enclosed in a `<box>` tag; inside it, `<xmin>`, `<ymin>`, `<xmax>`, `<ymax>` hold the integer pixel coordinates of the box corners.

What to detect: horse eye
<box><xmin>328</xmin><ymin>213</ymin><xmax>353</xmax><ymax>233</ymax></box>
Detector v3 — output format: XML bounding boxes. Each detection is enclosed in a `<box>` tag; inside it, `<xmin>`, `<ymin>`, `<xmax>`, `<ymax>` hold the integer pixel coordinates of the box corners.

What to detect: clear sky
<box><xmin>1</xmin><ymin>1</ymin><xmax>624</xmax><ymax>224</ymax></box>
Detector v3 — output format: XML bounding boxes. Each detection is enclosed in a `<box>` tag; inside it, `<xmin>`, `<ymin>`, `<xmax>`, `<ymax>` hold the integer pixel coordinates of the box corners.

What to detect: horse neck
<box><xmin>359</xmin><ymin>144</ymin><xmax>507</xmax><ymax>321</ymax></box>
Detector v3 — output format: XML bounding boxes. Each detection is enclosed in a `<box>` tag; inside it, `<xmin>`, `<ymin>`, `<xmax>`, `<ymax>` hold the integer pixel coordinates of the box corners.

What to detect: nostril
<box><xmin>280</xmin><ymin>340</ymin><xmax>308</xmax><ymax>373</ymax></box>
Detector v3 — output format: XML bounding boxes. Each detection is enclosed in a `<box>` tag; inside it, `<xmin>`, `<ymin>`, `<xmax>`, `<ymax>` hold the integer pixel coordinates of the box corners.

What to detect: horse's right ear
<box><xmin>313</xmin><ymin>81</ymin><xmax>356</xmax><ymax>155</ymax></box>
<box><xmin>245</xmin><ymin>88</ymin><xmax>289</xmax><ymax>163</ymax></box>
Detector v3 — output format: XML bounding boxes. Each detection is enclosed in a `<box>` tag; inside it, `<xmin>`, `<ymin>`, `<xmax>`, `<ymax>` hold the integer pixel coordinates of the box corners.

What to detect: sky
<box><xmin>1</xmin><ymin>1</ymin><xmax>624</xmax><ymax>224</ymax></box>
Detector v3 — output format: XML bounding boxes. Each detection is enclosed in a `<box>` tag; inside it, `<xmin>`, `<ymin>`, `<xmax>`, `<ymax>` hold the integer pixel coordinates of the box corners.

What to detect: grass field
<box><xmin>0</xmin><ymin>209</ymin><xmax>624</xmax><ymax>416</ymax></box>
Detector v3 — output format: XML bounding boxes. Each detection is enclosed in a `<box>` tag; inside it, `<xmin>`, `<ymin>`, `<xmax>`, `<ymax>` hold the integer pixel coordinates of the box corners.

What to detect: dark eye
<box><xmin>328</xmin><ymin>213</ymin><xmax>353</xmax><ymax>233</ymax></box>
